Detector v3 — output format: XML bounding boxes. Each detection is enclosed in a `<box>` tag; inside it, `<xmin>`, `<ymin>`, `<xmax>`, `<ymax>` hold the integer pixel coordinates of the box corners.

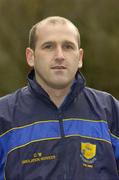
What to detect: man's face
<box><xmin>26</xmin><ymin>23</ymin><xmax>83</xmax><ymax>90</ymax></box>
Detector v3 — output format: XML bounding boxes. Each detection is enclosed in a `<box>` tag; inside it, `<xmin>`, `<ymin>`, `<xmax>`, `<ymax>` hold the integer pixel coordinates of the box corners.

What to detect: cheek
<box><xmin>69</xmin><ymin>59</ymin><xmax>80</xmax><ymax>73</ymax></box>
<box><xmin>69</xmin><ymin>54</ymin><xmax>80</xmax><ymax>66</ymax></box>
<box><xmin>69</xmin><ymin>51</ymin><xmax>79</xmax><ymax>60</ymax></box>
<box><xmin>34</xmin><ymin>58</ymin><xmax>49</xmax><ymax>73</ymax></box>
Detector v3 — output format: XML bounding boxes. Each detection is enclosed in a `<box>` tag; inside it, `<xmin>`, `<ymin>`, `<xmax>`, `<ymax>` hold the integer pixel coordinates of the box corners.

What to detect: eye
<box><xmin>44</xmin><ymin>44</ymin><xmax>53</xmax><ymax>49</ymax></box>
<box><xmin>42</xmin><ymin>42</ymin><xmax>55</xmax><ymax>50</ymax></box>
<box><xmin>63</xmin><ymin>43</ymin><xmax>74</xmax><ymax>50</ymax></box>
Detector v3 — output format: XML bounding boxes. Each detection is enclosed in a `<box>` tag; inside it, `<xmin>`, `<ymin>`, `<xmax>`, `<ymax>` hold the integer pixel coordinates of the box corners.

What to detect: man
<box><xmin>0</xmin><ymin>16</ymin><xmax>119</xmax><ymax>180</ymax></box>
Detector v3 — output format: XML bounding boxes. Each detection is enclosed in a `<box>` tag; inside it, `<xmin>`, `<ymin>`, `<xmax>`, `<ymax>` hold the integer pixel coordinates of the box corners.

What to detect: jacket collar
<box><xmin>28</xmin><ymin>69</ymin><xmax>86</xmax><ymax>107</ymax></box>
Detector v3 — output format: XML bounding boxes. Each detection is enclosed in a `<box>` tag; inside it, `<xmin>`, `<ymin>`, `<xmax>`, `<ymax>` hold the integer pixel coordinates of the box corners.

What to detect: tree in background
<box><xmin>0</xmin><ymin>0</ymin><xmax>119</xmax><ymax>98</ymax></box>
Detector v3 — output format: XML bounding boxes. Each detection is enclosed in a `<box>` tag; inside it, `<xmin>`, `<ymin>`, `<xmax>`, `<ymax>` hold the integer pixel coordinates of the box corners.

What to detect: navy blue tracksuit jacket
<box><xmin>0</xmin><ymin>70</ymin><xmax>119</xmax><ymax>180</ymax></box>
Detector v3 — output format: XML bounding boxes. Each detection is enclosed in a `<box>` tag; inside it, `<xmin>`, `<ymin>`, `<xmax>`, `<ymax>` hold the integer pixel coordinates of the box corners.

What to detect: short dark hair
<box><xmin>29</xmin><ymin>24</ymin><xmax>38</xmax><ymax>50</ymax></box>
<box><xmin>28</xmin><ymin>16</ymin><xmax>81</xmax><ymax>50</ymax></box>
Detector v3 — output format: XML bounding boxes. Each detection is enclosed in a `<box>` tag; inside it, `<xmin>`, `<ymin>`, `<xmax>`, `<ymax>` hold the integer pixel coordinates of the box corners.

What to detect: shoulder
<box><xmin>0</xmin><ymin>86</ymin><xmax>30</xmax><ymax>118</ymax></box>
<box><xmin>0</xmin><ymin>86</ymin><xmax>28</xmax><ymax>101</ymax></box>
<box><xmin>84</xmin><ymin>87</ymin><xmax>111</xmax><ymax>96</ymax></box>
<box><xmin>84</xmin><ymin>86</ymin><xmax>115</xmax><ymax>99</ymax></box>
<box><xmin>0</xmin><ymin>87</ymin><xmax>29</xmax><ymax>134</ymax></box>
<box><xmin>83</xmin><ymin>86</ymin><xmax>119</xmax><ymax>108</ymax></box>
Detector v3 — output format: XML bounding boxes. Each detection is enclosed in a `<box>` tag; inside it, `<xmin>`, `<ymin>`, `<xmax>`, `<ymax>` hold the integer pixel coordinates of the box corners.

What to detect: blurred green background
<box><xmin>0</xmin><ymin>0</ymin><xmax>119</xmax><ymax>98</ymax></box>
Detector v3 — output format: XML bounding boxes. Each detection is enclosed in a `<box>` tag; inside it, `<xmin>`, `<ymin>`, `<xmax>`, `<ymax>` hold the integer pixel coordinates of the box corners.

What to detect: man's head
<box><xmin>29</xmin><ymin>16</ymin><xmax>81</xmax><ymax>50</ymax></box>
<box><xmin>26</xmin><ymin>16</ymin><xmax>83</xmax><ymax>90</ymax></box>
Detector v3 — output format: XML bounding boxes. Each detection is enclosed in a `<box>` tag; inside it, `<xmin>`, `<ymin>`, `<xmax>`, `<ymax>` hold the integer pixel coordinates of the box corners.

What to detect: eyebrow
<box><xmin>63</xmin><ymin>40</ymin><xmax>76</xmax><ymax>46</ymax></box>
<box><xmin>41</xmin><ymin>40</ymin><xmax>76</xmax><ymax>46</ymax></box>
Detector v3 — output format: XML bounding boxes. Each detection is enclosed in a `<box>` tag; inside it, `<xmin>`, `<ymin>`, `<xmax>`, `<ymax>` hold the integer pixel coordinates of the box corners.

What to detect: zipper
<box><xmin>58</xmin><ymin>109</ymin><xmax>65</xmax><ymax>137</ymax></box>
<box><xmin>57</xmin><ymin>108</ymin><xmax>70</xmax><ymax>180</ymax></box>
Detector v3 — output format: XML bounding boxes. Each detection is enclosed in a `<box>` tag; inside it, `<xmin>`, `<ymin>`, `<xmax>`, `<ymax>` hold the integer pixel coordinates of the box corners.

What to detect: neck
<box><xmin>35</xmin><ymin>75</ymin><xmax>72</xmax><ymax>107</ymax></box>
<box><xmin>46</xmin><ymin>86</ymin><xmax>71</xmax><ymax>107</ymax></box>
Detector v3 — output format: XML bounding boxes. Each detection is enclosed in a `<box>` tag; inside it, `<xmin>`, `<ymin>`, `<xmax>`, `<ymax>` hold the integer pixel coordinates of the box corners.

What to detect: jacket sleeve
<box><xmin>108</xmin><ymin>96</ymin><xmax>119</xmax><ymax>173</ymax></box>
<box><xmin>0</xmin><ymin>95</ymin><xmax>13</xmax><ymax>179</ymax></box>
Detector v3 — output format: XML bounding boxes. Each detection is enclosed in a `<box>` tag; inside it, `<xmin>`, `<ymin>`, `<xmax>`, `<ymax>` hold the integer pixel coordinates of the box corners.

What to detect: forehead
<box><xmin>35</xmin><ymin>22</ymin><xmax>78</xmax><ymax>44</ymax></box>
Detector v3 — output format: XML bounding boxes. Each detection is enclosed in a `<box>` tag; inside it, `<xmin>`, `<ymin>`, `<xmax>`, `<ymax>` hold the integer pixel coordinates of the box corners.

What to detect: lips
<box><xmin>51</xmin><ymin>66</ymin><xmax>66</xmax><ymax>69</ymax></box>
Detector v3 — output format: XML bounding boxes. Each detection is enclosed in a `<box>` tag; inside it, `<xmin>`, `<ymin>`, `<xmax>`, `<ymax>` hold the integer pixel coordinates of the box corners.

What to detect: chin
<box><xmin>50</xmin><ymin>81</ymin><xmax>72</xmax><ymax>89</ymax></box>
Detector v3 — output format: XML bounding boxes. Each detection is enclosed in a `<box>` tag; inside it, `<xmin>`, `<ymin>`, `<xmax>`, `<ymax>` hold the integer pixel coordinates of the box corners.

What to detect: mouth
<box><xmin>51</xmin><ymin>66</ymin><xmax>67</xmax><ymax>70</ymax></box>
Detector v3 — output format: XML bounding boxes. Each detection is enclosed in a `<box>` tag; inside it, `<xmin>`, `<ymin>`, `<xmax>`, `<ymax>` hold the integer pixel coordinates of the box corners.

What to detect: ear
<box><xmin>26</xmin><ymin>47</ymin><xmax>34</xmax><ymax>67</ymax></box>
<box><xmin>78</xmin><ymin>48</ymin><xmax>84</xmax><ymax>69</ymax></box>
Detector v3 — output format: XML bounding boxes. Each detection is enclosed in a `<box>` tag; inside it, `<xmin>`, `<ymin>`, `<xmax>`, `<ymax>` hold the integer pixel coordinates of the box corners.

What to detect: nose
<box><xmin>55</xmin><ymin>46</ymin><xmax>65</xmax><ymax>61</ymax></box>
